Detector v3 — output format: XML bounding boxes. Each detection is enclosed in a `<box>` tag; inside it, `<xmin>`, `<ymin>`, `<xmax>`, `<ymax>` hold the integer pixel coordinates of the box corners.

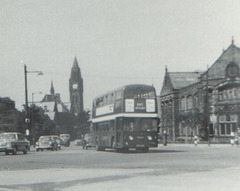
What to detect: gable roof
<box><xmin>37</xmin><ymin>93</ymin><xmax>69</xmax><ymax>120</ymax></box>
<box><xmin>201</xmin><ymin>42</ymin><xmax>240</xmax><ymax>80</ymax></box>
<box><xmin>169</xmin><ymin>72</ymin><xmax>203</xmax><ymax>89</ymax></box>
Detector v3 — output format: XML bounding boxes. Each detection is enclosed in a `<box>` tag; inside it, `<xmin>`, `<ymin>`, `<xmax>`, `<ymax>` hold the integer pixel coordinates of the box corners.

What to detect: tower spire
<box><xmin>69</xmin><ymin>56</ymin><xmax>84</xmax><ymax>114</ymax></box>
<box><xmin>50</xmin><ymin>80</ymin><xmax>55</xmax><ymax>95</ymax></box>
<box><xmin>232</xmin><ymin>36</ymin><xmax>234</xmax><ymax>44</ymax></box>
<box><xmin>73</xmin><ymin>56</ymin><xmax>79</xmax><ymax>68</ymax></box>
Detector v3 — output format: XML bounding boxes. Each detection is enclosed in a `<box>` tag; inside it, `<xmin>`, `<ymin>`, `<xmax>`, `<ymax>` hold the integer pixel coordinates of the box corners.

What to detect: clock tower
<box><xmin>69</xmin><ymin>57</ymin><xmax>84</xmax><ymax>115</ymax></box>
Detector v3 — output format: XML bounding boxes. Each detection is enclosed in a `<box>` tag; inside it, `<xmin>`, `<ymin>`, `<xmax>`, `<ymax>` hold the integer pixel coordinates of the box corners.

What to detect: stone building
<box><xmin>160</xmin><ymin>40</ymin><xmax>240</xmax><ymax>141</ymax></box>
<box><xmin>37</xmin><ymin>81</ymin><xmax>69</xmax><ymax>120</ymax></box>
<box><xmin>37</xmin><ymin>57</ymin><xmax>84</xmax><ymax>119</ymax></box>
<box><xmin>69</xmin><ymin>57</ymin><xmax>84</xmax><ymax>115</ymax></box>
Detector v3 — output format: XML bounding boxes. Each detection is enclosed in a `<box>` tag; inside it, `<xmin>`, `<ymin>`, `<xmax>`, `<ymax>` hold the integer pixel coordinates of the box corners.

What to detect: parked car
<box><xmin>82</xmin><ymin>134</ymin><xmax>94</xmax><ymax>149</ymax></box>
<box><xmin>175</xmin><ymin>136</ymin><xmax>203</xmax><ymax>143</ymax></box>
<box><xmin>60</xmin><ymin>134</ymin><xmax>70</xmax><ymax>147</ymax></box>
<box><xmin>52</xmin><ymin>135</ymin><xmax>61</xmax><ymax>150</ymax></box>
<box><xmin>35</xmin><ymin>135</ymin><xmax>60</xmax><ymax>151</ymax></box>
<box><xmin>74</xmin><ymin>139</ymin><xmax>83</xmax><ymax>146</ymax></box>
<box><xmin>175</xmin><ymin>136</ymin><xmax>192</xmax><ymax>142</ymax></box>
<box><xmin>0</xmin><ymin>132</ymin><xmax>30</xmax><ymax>155</ymax></box>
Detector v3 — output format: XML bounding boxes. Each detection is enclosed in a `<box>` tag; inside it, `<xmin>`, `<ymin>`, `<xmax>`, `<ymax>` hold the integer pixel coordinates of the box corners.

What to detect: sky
<box><xmin>1</xmin><ymin>0</ymin><xmax>240</xmax><ymax>111</ymax></box>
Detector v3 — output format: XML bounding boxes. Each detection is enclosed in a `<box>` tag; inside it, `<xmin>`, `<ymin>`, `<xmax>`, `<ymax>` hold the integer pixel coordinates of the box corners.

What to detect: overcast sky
<box><xmin>1</xmin><ymin>0</ymin><xmax>240</xmax><ymax>110</ymax></box>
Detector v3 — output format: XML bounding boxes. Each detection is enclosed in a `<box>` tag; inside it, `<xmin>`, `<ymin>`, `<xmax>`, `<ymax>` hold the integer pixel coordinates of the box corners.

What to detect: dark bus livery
<box><xmin>91</xmin><ymin>84</ymin><xmax>159</xmax><ymax>152</ymax></box>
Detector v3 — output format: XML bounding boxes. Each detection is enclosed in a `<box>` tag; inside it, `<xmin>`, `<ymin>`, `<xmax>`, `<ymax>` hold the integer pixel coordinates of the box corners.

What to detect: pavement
<box><xmin>0</xmin><ymin>165</ymin><xmax>239</xmax><ymax>191</ymax></box>
<box><xmin>65</xmin><ymin>165</ymin><xmax>240</xmax><ymax>191</ymax></box>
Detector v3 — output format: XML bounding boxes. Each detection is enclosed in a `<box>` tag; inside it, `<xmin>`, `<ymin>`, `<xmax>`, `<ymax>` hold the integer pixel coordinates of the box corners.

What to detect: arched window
<box><xmin>208</xmin><ymin>89</ymin><xmax>213</xmax><ymax>104</ymax></box>
<box><xmin>180</xmin><ymin>97</ymin><xmax>186</xmax><ymax>111</ymax></box>
<box><xmin>187</xmin><ymin>95</ymin><xmax>193</xmax><ymax>110</ymax></box>
<box><xmin>193</xmin><ymin>94</ymin><xmax>198</xmax><ymax>108</ymax></box>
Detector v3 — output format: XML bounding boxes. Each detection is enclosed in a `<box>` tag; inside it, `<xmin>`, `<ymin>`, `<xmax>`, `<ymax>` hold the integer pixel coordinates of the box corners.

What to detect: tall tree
<box><xmin>28</xmin><ymin>104</ymin><xmax>59</xmax><ymax>139</ymax></box>
<box><xmin>0</xmin><ymin>97</ymin><xmax>25</xmax><ymax>133</ymax></box>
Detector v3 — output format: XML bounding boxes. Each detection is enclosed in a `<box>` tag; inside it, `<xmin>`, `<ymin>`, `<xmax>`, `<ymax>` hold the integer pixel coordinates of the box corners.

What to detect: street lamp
<box><xmin>24</xmin><ymin>64</ymin><xmax>43</xmax><ymax>136</ymax></box>
<box><xmin>32</xmin><ymin>92</ymin><xmax>43</xmax><ymax>105</ymax></box>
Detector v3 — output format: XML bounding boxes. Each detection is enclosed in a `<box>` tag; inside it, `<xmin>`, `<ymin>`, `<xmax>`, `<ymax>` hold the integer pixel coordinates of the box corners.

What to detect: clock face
<box><xmin>72</xmin><ymin>84</ymin><xmax>78</xmax><ymax>89</ymax></box>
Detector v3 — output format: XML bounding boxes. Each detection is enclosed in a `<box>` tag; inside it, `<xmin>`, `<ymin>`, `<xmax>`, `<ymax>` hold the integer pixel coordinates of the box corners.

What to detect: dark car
<box><xmin>0</xmin><ymin>132</ymin><xmax>30</xmax><ymax>155</ymax></box>
<box><xmin>60</xmin><ymin>134</ymin><xmax>70</xmax><ymax>147</ymax></box>
<box><xmin>52</xmin><ymin>136</ymin><xmax>61</xmax><ymax>150</ymax></box>
<box><xmin>36</xmin><ymin>135</ymin><xmax>60</xmax><ymax>151</ymax></box>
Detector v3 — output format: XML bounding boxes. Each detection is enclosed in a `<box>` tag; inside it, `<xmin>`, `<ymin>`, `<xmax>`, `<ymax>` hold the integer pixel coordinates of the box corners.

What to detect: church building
<box><xmin>160</xmin><ymin>39</ymin><xmax>240</xmax><ymax>141</ymax></box>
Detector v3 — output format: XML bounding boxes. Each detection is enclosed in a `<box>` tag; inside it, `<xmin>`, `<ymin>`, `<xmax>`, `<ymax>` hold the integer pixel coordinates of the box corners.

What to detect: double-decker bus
<box><xmin>91</xmin><ymin>84</ymin><xmax>159</xmax><ymax>152</ymax></box>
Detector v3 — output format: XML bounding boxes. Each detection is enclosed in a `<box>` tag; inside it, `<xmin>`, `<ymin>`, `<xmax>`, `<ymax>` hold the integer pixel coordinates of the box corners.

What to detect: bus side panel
<box><xmin>93</xmin><ymin>121</ymin><xmax>116</xmax><ymax>148</ymax></box>
<box><xmin>99</xmin><ymin>132</ymin><xmax>115</xmax><ymax>148</ymax></box>
<box><xmin>116</xmin><ymin>117</ymin><xmax>123</xmax><ymax>148</ymax></box>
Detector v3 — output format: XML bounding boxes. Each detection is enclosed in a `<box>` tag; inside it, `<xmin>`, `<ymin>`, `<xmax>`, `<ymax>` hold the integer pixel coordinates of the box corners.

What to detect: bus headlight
<box><xmin>147</xmin><ymin>136</ymin><xmax>153</xmax><ymax>140</ymax></box>
<box><xmin>129</xmin><ymin>136</ymin><xmax>134</xmax><ymax>141</ymax></box>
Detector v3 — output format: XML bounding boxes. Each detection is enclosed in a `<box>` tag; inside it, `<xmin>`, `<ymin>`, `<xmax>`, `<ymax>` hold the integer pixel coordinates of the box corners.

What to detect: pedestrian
<box><xmin>235</xmin><ymin>130</ymin><xmax>239</xmax><ymax>147</ymax></box>
<box><xmin>230</xmin><ymin>138</ymin><xmax>235</xmax><ymax>146</ymax></box>
<box><xmin>230</xmin><ymin>132</ymin><xmax>234</xmax><ymax>146</ymax></box>
<box><xmin>82</xmin><ymin>138</ymin><xmax>87</xmax><ymax>149</ymax></box>
<box><xmin>194</xmin><ymin>135</ymin><xmax>198</xmax><ymax>147</ymax></box>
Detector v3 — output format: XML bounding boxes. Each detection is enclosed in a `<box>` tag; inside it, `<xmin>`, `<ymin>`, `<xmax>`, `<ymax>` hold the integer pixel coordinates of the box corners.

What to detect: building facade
<box><xmin>69</xmin><ymin>57</ymin><xmax>84</xmax><ymax>115</ymax></box>
<box><xmin>160</xmin><ymin>41</ymin><xmax>240</xmax><ymax>141</ymax></box>
<box><xmin>38</xmin><ymin>81</ymin><xmax>69</xmax><ymax>120</ymax></box>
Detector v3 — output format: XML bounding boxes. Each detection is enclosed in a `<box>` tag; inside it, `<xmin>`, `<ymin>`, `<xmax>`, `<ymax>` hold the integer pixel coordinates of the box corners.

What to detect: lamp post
<box><xmin>24</xmin><ymin>64</ymin><xmax>43</xmax><ymax>136</ymax></box>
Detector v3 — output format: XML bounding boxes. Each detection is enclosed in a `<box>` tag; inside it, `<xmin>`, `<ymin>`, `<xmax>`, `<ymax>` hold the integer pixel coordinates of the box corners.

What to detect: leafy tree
<box><xmin>0</xmin><ymin>97</ymin><xmax>91</xmax><ymax>142</ymax></box>
<box><xmin>54</xmin><ymin>112</ymin><xmax>76</xmax><ymax>139</ymax></box>
<box><xmin>0</xmin><ymin>97</ymin><xmax>25</xmax><ymax>133</ymax></box>
<box><xmin>75</xmin><ymin>110</ymin><xmax>91</xmax><ymax>136</ymax></box>
<box><xmin>53</xmin><ymin>110</ymin><xmax>90</xmax><ymax>140</ymax></box>
<box><xmin>28</xmin><ymin>104</ymin><xmax>59</xmax><ymax>140</ymax></box>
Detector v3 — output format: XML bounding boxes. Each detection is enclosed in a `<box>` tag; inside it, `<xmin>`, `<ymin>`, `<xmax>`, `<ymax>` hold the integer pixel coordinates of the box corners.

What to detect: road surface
<box><xmin>0</xmin><ymin>143</ymin><xmax>239</xmax><ymax>191</ymax></box>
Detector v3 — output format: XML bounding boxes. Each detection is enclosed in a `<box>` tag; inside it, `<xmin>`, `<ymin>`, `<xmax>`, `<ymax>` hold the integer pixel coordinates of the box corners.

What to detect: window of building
<box><xmin>208</xmin><ymin>89</ymin><xmax>213</xmax><ymax>104</ymax></box>
<box><xmin>219</xmin><ymin>114</ymin><xmax>237</xmax><ymax>135</ymax></box>
<box><xmin>220</xmin><ymin>124</ymin><xmax>225</xmax><ymax>134</ymax></box>
<box><xmin>218</xmin><ymin>87</ymin><xmax>240</xmax><ymax>101</ymax></box>
<box><xmin>193</xmin><ymin>94</ymin><xmax>198</xmax><ymax>108</ymax></box>
<box><xmin>218</xmin><ymin>90</ymin><xmax>223</xmax><ymax>101</ymax></box>
<box><xmin>180</xmin><ymin>97</ymin><xmax>186</xmax><ymax>111</ymax></box>
<box><xmin>226</xmin><ymin>115</ymin><xmax>230</xmax><ymax>121</ymax></box>
<box><xmin>187</xmin><ymin>95</ymin><xmax>193</xmax><ymax>110</ymax></box>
